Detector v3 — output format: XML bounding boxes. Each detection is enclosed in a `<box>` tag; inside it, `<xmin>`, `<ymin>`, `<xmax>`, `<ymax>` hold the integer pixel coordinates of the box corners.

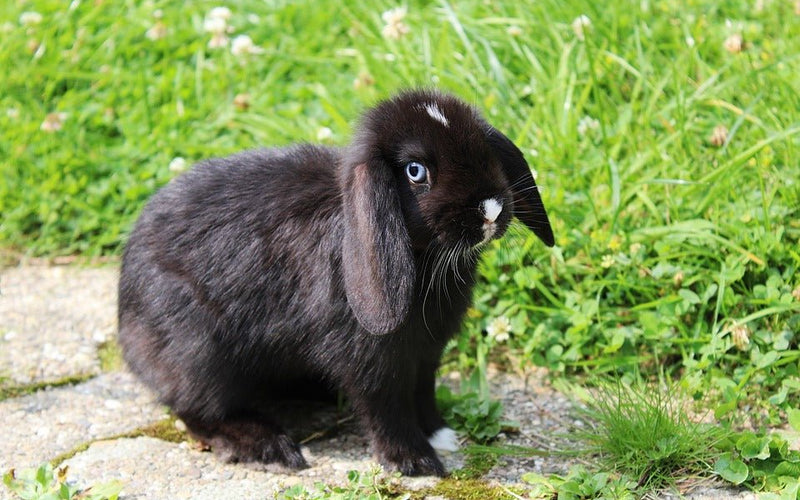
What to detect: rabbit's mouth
<box><xmin>478</xmin><ymin>197</ymin><xmax>503</xmax><ymax>244</ymax></box>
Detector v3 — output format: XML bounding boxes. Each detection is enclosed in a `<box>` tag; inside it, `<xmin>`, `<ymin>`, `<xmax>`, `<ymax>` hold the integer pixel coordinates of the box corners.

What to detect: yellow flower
<box><xmin>607</xmin><ymin>235</ymin><xmax>622</xmax><ymax>252</ymax></box>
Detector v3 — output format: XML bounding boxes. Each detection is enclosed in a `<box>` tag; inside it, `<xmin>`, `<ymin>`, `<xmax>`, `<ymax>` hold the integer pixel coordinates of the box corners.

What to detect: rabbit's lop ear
<box><xmin>486</xmin><ymin>126</ymin><xmax>555</xmax><ymax>247</ymax></box>
<box><xmin>341</xmin><ymin>160</ymin><xmax>415</xmax><ymax>335</ymax></box>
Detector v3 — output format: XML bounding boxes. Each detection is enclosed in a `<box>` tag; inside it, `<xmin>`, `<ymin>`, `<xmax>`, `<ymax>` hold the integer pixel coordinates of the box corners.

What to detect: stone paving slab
<box><xmin>0</xmin><ymin>265</ymin><xmax>118</xmax><ymax>386</ymax></box>
<box><xmin>0</xmin><ymin>265</ymin><xmax>759</xmax><ymax>499</ymax></box>
<box><xmin>0</xmin><ymin>371</ymin><xmax>164</xmax><ymax>473</ymax></box>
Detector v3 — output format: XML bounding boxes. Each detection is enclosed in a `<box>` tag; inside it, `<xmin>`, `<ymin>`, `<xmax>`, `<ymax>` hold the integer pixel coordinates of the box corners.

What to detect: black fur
<box><xmin>118</xmin><ymin>90</ymin><xmax>553</xmax><ymax>477</ymax></box>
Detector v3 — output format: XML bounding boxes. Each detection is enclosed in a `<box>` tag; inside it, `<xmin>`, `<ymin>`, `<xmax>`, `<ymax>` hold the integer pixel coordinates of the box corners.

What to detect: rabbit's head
<box><xmin>341</xmin><ymin>90</ymin><xmax>554</xmax><ymax>335</ymax></box>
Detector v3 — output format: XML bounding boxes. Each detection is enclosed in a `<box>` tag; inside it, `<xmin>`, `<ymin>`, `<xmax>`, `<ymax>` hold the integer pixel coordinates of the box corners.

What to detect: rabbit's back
<box><xmin>118</xmin><ymin>145</ymin><xmax>348</xmax><ymax>417</ymax></box>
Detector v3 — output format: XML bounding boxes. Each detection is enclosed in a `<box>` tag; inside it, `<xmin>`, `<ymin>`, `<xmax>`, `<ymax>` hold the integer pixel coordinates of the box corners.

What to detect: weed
<box><xmin>523</xmin><ymin>466</ymin><xmax>638</xmax><ymax>500</ymax></box>
<box><xmin>715</xmin><ymin>430</ymin><xmax>800</xmax><ymax>496</ymax></box>
<box><xmin>276</xmin><ymin>467</ymin><xmax>409</xmax><ymax>500</ymax></box>
<box><xmin>276</xmin><ymin>466</ymin><xmax>517</xmax><ymax>500</ymax></box>
<box><xmin>571</xmin><ymin>380</ymin><xmax>726</xmax><ymax>493</ymax></box>
<box><xmin>3</xmin><ymin>463</ymin><xmax>122</xmax><ymax>500</ymax></box>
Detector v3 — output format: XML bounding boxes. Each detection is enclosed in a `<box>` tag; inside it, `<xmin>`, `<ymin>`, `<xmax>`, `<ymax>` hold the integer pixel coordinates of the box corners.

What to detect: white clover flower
<box><xmin>685</xmin><ymin>36</ymin><xmax>696</xmax><ymax>48</ymax></box>
<box><xmin>231</xmin><ymin>35</ymin><xmax>264</xmax><ymax>56</ymax></box>
<box><xmin>600</xmin><ymin>254</ymin><xmax>615</xmax><ymax>268</ymax></box>
<box><xmin>7</xmin><ymin>108</ymin><xmax>19</xmax><ymax>119</ymax></box>
<box><xmin>577</xmin><ymin>115</ymin><xmax>600</xmax><ymax>136</ymax></box>
<box><xmin>169</xmin><ymin>156</ymin><xmax>188</xmax><ymax>173</ymax></box>
<box><xmin>571</xmin><ymin>15</ymin><xmax>591</xmax><ymax>41</ymax></box>
<box><xmin>204</xmin><ymin>13</ymin><xmax>231</xmax><ymax>49</ymax></box>
<box><xmin>146</xmin><ymin>21</ymin><xmax>167</xmax><ymax>41</ymax></box>
<box><xmin>723</xmin><ymin>33</ymin><xmax>744</xmax><ymax>53</ymax></box>
<box><xmin>208</xmin><ymin>33</ymin><xmax>228</xmax><ymax>48</ymax></box>
<box><xmin>381</xmin><ymin>7</ymin><xmax>410</xmax><ymax>40</ymax></box>
<box><xmin>316</xmin><ymin>127</ymin><xmax>333</xmax><ymax>141</ymax></box>
<box><xmin>710</xmin><ymin>125</ymin><xmax>728</xmax><ymax>147</ymax></box>
<box><xmin>730</xmin><ymin>324</ymin><xmax>750</xmax><ymax>351</ymax></box>
<box><xmin>20</xmin><ymin>11</ymin><xmax>43</xmax><ymax>26</ymax></box>
<box><xmin>41</xmin><ymin>112</ymin><xmax>67</xmax><ymax>132</ymax></box>
<box><xmin>233</xmin><ymin>93</ymin><xmax>250</xmax><ymax>111</ymax></box>
<box><xmin>208</xmin><ymin>7</ymin><xmax>232</xmax><ymax>21</ymax></box>
<box><xmin>487</xmin><ymin>316</ymin><xmax>512</xmax><ymax>343</ymax></box>
<box><xmin>204</xmin><ymin>17</ymin><xmax>227</xmax><ymax>35</ymax></box>
<box><xmin>353</xmin><ymin>71</ymin><xmax>375</xmax><ymax>89</ymax></box>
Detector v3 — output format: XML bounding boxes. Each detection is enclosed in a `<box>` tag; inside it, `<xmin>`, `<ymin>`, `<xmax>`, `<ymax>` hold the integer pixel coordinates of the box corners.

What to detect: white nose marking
<box><xmin>482</xmin><ymin>198</ymin><xmax>502</xmax><ymax>223</ymax></box>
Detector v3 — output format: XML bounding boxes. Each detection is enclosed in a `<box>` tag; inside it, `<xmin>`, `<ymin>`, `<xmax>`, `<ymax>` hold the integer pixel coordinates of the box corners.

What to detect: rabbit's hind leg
<box><xmin>180</xmin><ymin>412</ymin><xmax>308</xmax><ymax>469</ymax></box>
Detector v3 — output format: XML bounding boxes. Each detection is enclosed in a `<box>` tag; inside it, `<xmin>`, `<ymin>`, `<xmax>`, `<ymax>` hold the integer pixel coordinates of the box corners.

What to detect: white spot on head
<box><xmin>429</xmin><ymin>427</ymin><xmax>459</xmax><ymax>452</ymax></box>
<box><xmin>481</xmin><ymin>198</ymin><xmax>502</xmax><ymax>223</ymax></box>
<box><xmin>423</xmin><ymin>102</ymin><xmax>449</xmax><ymax>127</ymax></box>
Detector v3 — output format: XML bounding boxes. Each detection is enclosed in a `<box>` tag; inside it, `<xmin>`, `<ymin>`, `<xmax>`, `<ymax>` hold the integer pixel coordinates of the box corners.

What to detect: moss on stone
<box><xmin>49</xmin><ymin>415</ymin><xmax>189</xmax><ymax>467</ymax></box>
<box><xmin>0</xmin><ymin>373</ymin><xmax>96</xmax><ymax>402</ymax></box>
<box><xmin>97</xmin><ymin>339</ymin><xmax>124</xmax><ymax>372</ymax></box>
<box><xmin>125</xmin><ymin>415</ymin><xmax>188</xmax><ymax>443</ymax></box>
<box><xmin>424</xmin><ymin>478</ymin><xmax>518</xmax><ymax>500</ymax></box>
<box><xmin>452</xmin><ymin>451</ymin><xmax>498</xmax><ymax>479</ymax></box>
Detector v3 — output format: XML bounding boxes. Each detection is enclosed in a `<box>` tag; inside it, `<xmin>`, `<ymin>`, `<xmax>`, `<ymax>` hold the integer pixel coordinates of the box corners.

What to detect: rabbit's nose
<box><xmin>481</xmin><ymin>198</ymin><xmax>502</xmax><ymax>223</ymax></box>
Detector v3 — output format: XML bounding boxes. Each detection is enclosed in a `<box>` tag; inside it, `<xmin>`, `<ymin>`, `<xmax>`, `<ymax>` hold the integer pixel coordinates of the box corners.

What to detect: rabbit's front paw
<box><xmin>185</xmin><ymin>415</ymin><xmax>309</xmax><ymax>469</ymax></box>
<box><xmin>379</xmin><ymin>447</ymin><xmax>447</xmax><ymax>477</ymax></box>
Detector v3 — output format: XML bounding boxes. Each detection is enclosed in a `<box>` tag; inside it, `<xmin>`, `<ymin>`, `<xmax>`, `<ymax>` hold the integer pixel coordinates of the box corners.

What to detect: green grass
<box><xmin>572</xmin><ymin>381</ymin><xmax>726</xmax><ymax>492</ymax></box>
<box><xmin>1</xmin><ymin>0</ymin><xmax>800</xmax><ymax>490</ymax></box>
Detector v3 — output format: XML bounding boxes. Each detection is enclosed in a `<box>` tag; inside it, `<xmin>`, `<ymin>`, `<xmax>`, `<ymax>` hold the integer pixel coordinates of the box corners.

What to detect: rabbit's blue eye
<box><xmin>405</xmin><ymin>162</ymin><xmax>428</xmax><ymax>184</ymax></box>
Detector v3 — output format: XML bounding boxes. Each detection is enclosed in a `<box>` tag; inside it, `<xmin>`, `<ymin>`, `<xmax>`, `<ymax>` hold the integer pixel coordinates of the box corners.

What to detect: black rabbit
<box><xmin>118</xmin><ymin>90</ymin><xmax>554</xmax><ymax>477</ymax></box>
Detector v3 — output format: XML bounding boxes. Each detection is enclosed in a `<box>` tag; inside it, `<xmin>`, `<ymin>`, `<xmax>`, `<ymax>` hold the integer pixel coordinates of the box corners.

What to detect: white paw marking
<box><xmin>481</xmin><ymin>198</ymin><xmax>502</xmax><ymax>223</ymax></box>
<box><xmin>423</xmin><ymin>102</ymin><xmax>449</xmax><ymax>127</ymax></box>
<box><xmin>429</xmin><ymin>427</ymin><xmax>460</xmax><ymax>452</ymax></box>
